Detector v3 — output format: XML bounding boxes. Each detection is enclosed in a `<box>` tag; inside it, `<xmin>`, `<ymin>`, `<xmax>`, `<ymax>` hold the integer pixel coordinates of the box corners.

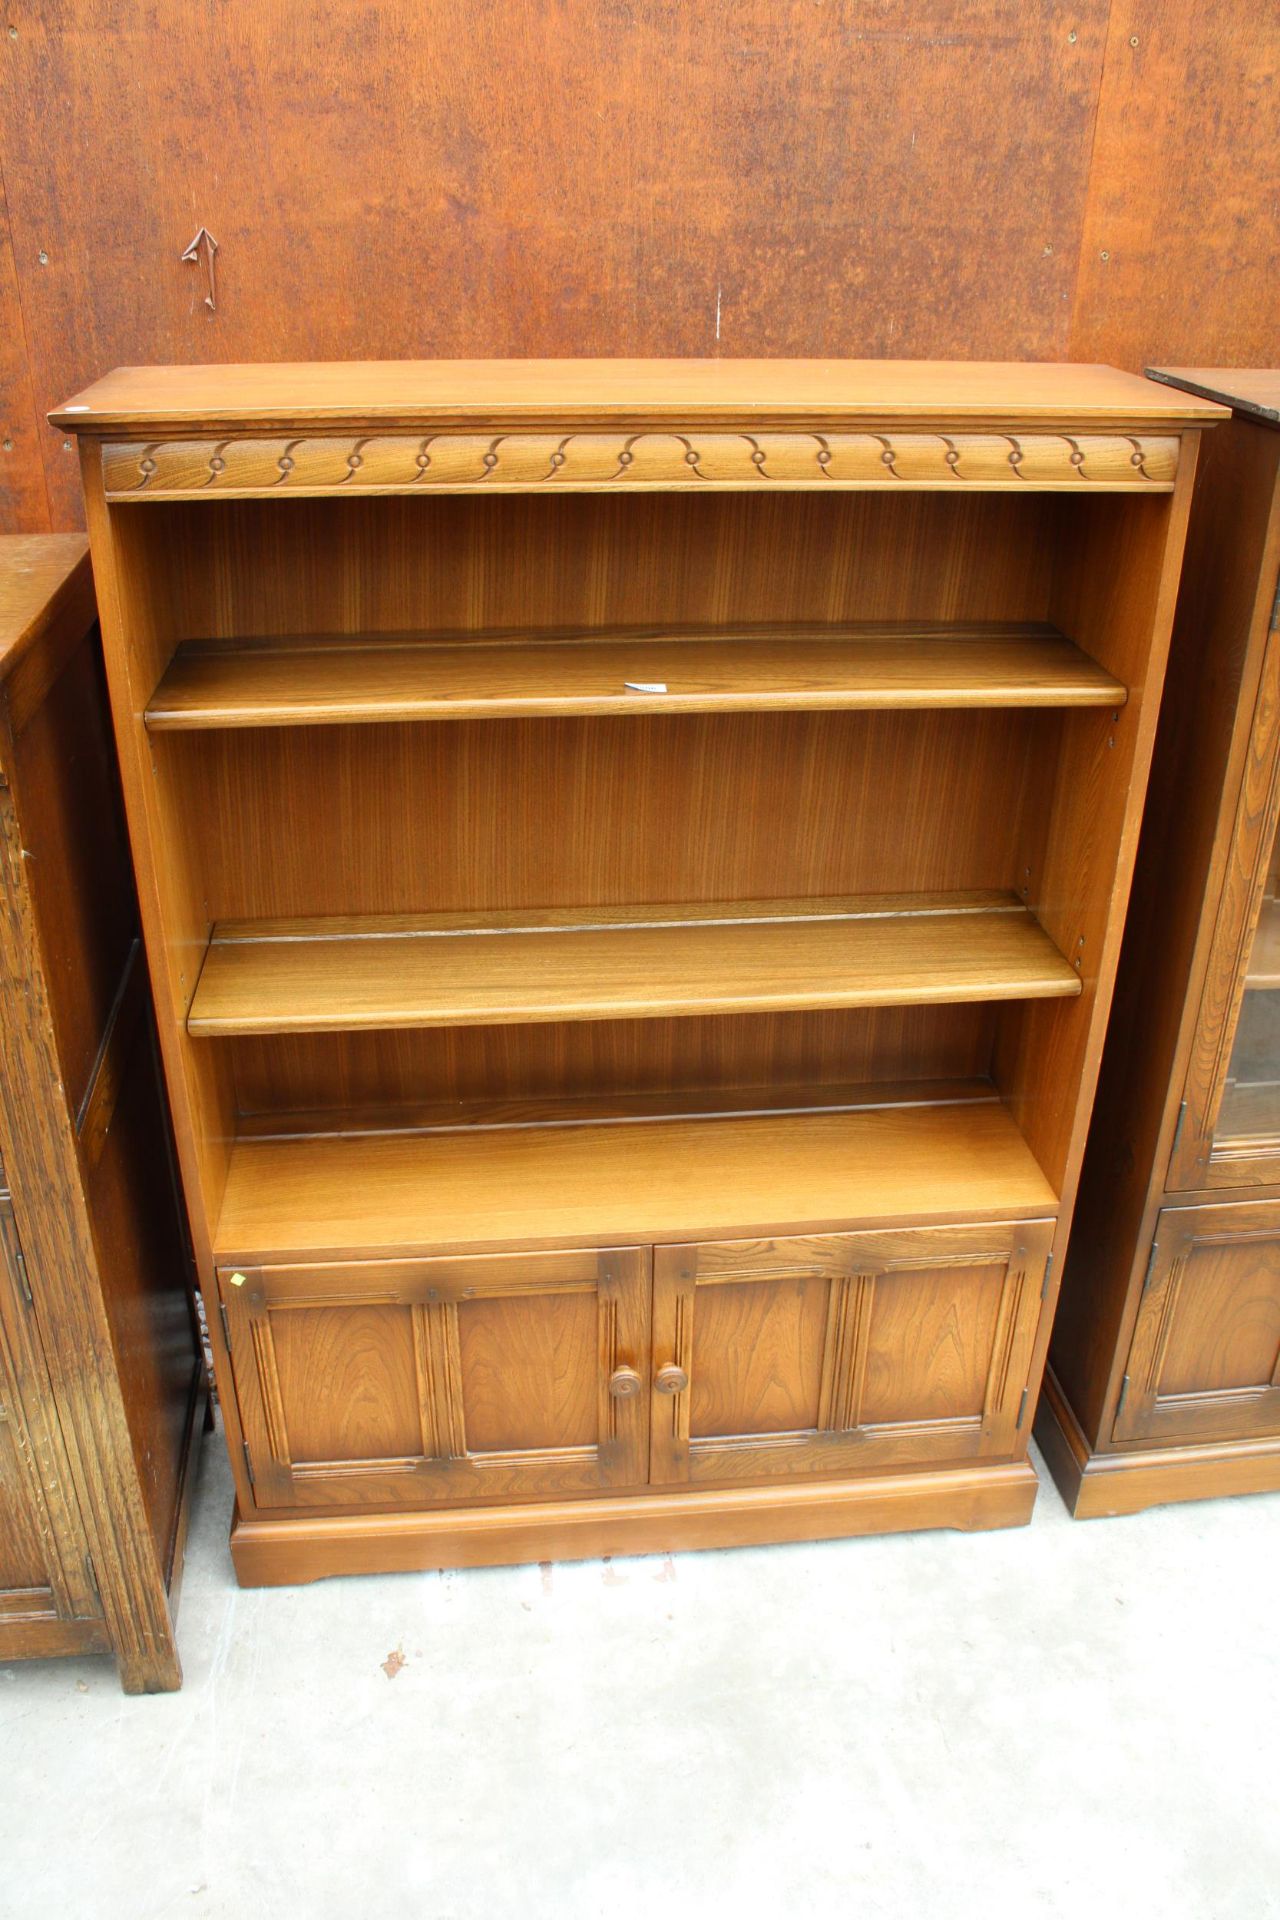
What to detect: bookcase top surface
<box><xmin>50</xmin><ymin>358</ymin><xmax>1227</xmax><ymax>435</ymax></box>
<box><xmin>1147</xmin><ymin>367</ymin><xmax>1280</xmax><ymax>427</ymax></box>
<box><xmin>0</xmin><ymin>533</ymin><xmax>91</xmax><ymax>680</ymax></box>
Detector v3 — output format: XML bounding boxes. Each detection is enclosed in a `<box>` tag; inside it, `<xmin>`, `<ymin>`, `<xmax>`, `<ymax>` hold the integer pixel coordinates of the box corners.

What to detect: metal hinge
<box><xmin>1142</xmin><ymin>1240</ymin><xmax>1160</xmax><ymax>1293</ymax></box>
<box><xmin>242</xmin><ymin>1440</ymin><xmax>255</xmax><ymax>1488</ymax></box>
<box><xmin>1270</xmin><ymin>570</ymin><xmax>1280</xmax><ymax>632</ymax></box>
<box><xmin>13</xmin><ymin>1246</ymin><xmax>33</xmax><ymax>1309</ymax></box>
<box><xmin>1040</xmin><ymin>1248</ymin><xmax>1055</xmax><ymax>1301</ymax></box>
<box><xmin>1016</xmin><ymin>1386</ymin><xmax>1029</xmax><ymax>1428</ymax></box>
<box><xmin>1116</xmin><ymin>1373</ymin><xmax>1131</xmax><ymax>1417</ymax></box>
<box><xmin>1168</xmin><ymin>1098</ymin><xmax>1188</xmax><ymax>1173</ymax></box>
<box><xmin>218</xmin><ymin>1301</ymin><xmax>232</xmax><ymax>1354</ymax></box>
<box><xmin>84</xmin><ymin>1552</ymin><xmax>100</xmax><ymax>1598</ymax></box>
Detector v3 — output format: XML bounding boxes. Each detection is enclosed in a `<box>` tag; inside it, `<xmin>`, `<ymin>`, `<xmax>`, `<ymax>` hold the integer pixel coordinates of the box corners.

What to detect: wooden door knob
<box><xmin>608</xmin><ymin>1365</ymin><xmax>642</xmax><ymax>1399</ymax></box>
<box><xmin>654</xmin><ymin>1363</ymin><xmax>689</xmax><ymax>1395</ymax></box>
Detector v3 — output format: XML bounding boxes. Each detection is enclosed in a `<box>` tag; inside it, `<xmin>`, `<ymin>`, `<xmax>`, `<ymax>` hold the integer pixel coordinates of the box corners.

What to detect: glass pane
<box><xmin>1216</xmin><ymin>835</ymin><xmax>1280</xmax><ymax>1147</ymax></box>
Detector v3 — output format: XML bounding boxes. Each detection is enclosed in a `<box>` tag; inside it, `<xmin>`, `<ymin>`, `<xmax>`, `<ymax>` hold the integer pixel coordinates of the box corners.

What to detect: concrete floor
<box><xmin>2</xmin><ymin>1433</ymin><xmax>1278</xmax><ymax>1920</ymax></box>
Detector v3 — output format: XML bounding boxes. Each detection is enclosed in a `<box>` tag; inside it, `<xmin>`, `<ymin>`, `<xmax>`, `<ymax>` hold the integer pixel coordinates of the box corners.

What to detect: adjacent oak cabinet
<box><xmin>0</xmin><ymin>535</ymin><xmax>205</xmax><ymax>1689</ymax></box>
<box><xmin>1038</xmin><ymin>369</ymin><xmax>1280</xmax><ymax>1516</ymax></box>
<box><xmin>51</xmin><ymin>360</ymin><xmax>1222</xmax><ymax>1584</ymax></box>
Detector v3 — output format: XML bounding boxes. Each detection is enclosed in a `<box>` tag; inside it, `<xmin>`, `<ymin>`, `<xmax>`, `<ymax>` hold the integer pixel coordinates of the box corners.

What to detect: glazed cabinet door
<box><xmin>1114</xmin><ymin>1203</ymin><xmax>1280</xmax><ymax>1445</ymax></box>
<box><xmin>1172</xmin><ymin>613</ymin><xmax>1280</xmax><ymax>1189</ymax></box>
<box><xmin>218</xmin><ymin>1246</ymin><xmax>650</xmax><ymax>1509</ymax></box>
<box><xmin>0</xmin><ymin>1197</ymin><xmax>101</xmax><ymax>1632</ymax></box>
<box><xmin>649</xmin><ymin>1222</ymin><xmax>1052</xmax><ymax>1486</ymax></box>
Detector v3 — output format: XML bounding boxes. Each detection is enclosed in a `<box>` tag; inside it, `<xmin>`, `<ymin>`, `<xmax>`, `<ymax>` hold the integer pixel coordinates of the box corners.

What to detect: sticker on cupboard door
<box><xmin>648</xmin><ymin>1222</ymin><xmax>1054</xmax><ymax>1486</ymax></box>
<box><xmin>217</xmin><ymin>1247</ymin><xmax>651</xmax><ymax>1508</ymax></box>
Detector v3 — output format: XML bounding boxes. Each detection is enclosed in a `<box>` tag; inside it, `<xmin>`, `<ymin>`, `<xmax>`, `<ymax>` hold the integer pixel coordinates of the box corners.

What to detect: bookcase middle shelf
<box><xmin>186</xmin><ymin>889</ymin><xmax>1080</xmax><ymax>1037</ymax></box>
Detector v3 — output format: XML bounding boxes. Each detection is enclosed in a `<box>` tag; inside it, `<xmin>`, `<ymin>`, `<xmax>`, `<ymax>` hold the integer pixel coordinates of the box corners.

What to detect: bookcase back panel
<box><xmin>226</xmin><ymin>1003</ymin><xmax>999</xmax><ymax>1119</ymax></box>
<box><xmin>136</xmin><ymin>492</ymin><xmax>1059</xmax><ymax>643</ymax></box>
<box><xmin>165</xmin><ymin>709</ymin><xmax>1060</xmax><ymax>923</ymax></box>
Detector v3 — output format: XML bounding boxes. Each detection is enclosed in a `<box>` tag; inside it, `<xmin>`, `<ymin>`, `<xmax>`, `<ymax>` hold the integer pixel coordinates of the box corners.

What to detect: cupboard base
<box><xmin>229</xmin><ymin>1459</ymin><xmax>1039</xmax><ymax>1585</ymax></box>
<box><xmin>1036</xmin><ymin>1367</ymin><xmax>1280</xmax><ymax>1518</ymax></box>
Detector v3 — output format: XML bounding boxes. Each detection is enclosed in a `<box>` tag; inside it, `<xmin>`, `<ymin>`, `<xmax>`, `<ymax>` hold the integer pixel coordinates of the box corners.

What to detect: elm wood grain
<box><xmin>59</xmin><ymin>362</ymin><xmax>1203</xmax><ymax>1569</ymax></box>
<box><xmin>144</xmin><ymin>491</ymin><xmax>1063</xmax><ymax>644</ymax></box>
<box><xmin>187</xmin><ymin>892</ymin><xmax>1081</xmax><ymax>1038</ymax></box>
<box><xmin>1035</xmin><ymin>1365</ymin><xmax>1280</xmax><ymax>1519</ymax></box>
<box><xmin>77</xmin><ymin>453</ymin><xmax>239</xmax><ymax>1281</ymax></box>
<box><xmin>1043</xmin><ymin>378</ymin><xmax>1280</xmax><ymax>1516</ymax></box>
<box><xmin>99</xmin><ymin>431</ymin><xmax>1184</xmax><ymax>501</ymax></box>
<box><xmin>222</xmin><ymin>1247</ymin><xmax>651</xmax><ymax>1507</ymax></box>
<box><xmin>0</xmin><ymin>536</ymin><xmax>204</xmax><ymax>1688</ymax></box>
<box><xmin>0</xmin><ymin>1199</ymin><xmax>100</xmax><ymax>1627</ymax></box>
<box><xmin>51</xmin><ymin>359</ymin><xmax>1223</xmax><ymax>434</ymax></box>
<box><xmin>1049</xmin><ymin>414</ymin><xmax>1280</xmax><ymax>1449</ymax></box>
<box><xmin>234</xmin><ymin>1076</ymin><xmax>999</xmax><ymax>1143</ymax></box>
<box><xmin>229</xmin><ymin>1459</ymin><xmax>1041</xmax><ymax>1584</ymax></box>
<box><xmin>146</xmin><ymin>623</ymin><xmax>1128</xmax><ymax>730</ymax></box>
<box><xmin>169</xmin><ymin>708</ymin><xmax>1054</xmax><ymax>926</ymax></box>
<box><xmin>648</xmin><ymin>1222</ymin><xmax>1051</xmax><ymax>1488</ymax></box>
<box><xmin>1111</xmin><ymin>1202</ymin><xmax>1280</xmax><ymax>1447</ymax></box>
<box><xmin>213</xmin><ymin>1099</ymin><xmax>1058</xmax><ymax>1265</ymax></box>
<box><xmin>229</xmin><ymin>1009</ymin><xmax>1000</xmax><ymax>1124</ymax></box>
<box><xmin>997</xmin><ymin>454</ymin><xmax>1201</xmax><ymax>1208</ymax></box>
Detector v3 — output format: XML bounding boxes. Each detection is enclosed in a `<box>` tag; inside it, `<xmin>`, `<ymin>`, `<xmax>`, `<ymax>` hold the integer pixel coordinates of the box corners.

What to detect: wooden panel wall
<box><xmin>0</xmin><ymin>0</ymin><xmax>1275</xmax><ymax>532</ymax></box>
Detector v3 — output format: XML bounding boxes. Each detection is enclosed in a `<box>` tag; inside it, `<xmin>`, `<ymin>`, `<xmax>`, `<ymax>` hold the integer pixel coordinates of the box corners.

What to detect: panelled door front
<box><xmin>649</xmin><ymin>1221</ymin><xmax>1053</xmax><ymax>1486</ymax></box>
<box><xmin>218</xmin><ymin>1246</ymin><xmax>650</xmax><ymax>1509</ymax></box>
<box><xmin>1114</xmin><ymin>1202</ymin><xmax>1280</xmax><ymax>1445</ymax></box>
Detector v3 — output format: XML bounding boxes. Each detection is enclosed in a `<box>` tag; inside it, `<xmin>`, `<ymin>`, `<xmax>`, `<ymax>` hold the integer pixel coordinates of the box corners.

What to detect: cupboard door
<box><xmin>218</xmin><ymin>1246</ymin><xmax>650</xmax><ymax>1509</ymax></box>
<box><xmin>649</xmin><ymin>1221</ymin><xmax>1052</xmax><ymax>1486</ymax></box>
<box><xmin>1114</xmin><ymin>1203</ymin><xmax>1280</xmax><ymax>1444</ymax></box>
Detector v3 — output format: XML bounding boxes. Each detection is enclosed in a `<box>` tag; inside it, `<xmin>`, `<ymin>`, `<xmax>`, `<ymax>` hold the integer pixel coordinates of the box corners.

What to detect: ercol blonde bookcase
<box><xmin>53</xmin><ymin>361</ymin><xmax>1221</xmax><ymax>1584</ymax></box>
<box><xmin>1039</xmin><ymin>368</ymin><xmax>1280</xmax><ymax>1516</ymax></box>
<box><xmin>0</xmin><ymin>535</ymin><xmax>204</xmax><ymax>1689</ymax></box>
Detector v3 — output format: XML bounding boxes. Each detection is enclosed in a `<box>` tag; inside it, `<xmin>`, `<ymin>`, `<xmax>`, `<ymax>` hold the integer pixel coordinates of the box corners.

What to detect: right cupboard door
<box><xmin>649</xmin><ymin>1222</ymin><xmax>1053</xmax><ymax>1486</ymax></box>
<box><xmin>1114</xmin><ymin>1202</ymin><xmax>1280</xmax><ymax>1445</ymax></box>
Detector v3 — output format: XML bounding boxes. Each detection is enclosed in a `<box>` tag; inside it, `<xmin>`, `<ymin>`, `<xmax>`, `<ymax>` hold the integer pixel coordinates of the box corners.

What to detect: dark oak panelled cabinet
<box><xmin>52</xmin><ymin>361</ymin><xmax>1219</xmax><ymax>1584</ymax></box>
<box><xmin>0</xmin><ymin>536</ymin><xmax>206</xmax><ymax>1689</ymax></box>
<box><xmin>1038</xmin><ymin>370</ymin><xmax>1280</xmax><ymax>1517</ymax></box>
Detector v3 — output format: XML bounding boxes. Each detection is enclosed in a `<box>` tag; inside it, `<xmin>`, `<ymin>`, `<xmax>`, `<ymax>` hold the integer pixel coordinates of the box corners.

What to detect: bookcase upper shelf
<box><xmin>146</xmin><ymin>622</ymin><xmax>1126</xmax><ymax>729</ymax></box>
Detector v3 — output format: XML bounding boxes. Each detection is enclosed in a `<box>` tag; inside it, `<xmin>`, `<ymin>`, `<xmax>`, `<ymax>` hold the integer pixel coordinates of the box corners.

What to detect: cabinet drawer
<box><xmin>217</xmin><ymin>1246</ymin><xmax>651</xmax><ymax>1509</ymax></box>
<box><xmin>650</xmin><ymin>1220</ymin><xmax>1052</xmax><ymax>1485</ymax></box>
<box><xmin>1115</xmin><ymin>1202</ymin><xmax>1280</xmax><ymax>1444</ymax></box>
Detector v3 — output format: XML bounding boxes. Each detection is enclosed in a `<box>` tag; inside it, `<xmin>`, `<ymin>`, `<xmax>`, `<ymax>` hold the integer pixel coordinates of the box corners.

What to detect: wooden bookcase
<box><xmin>52</xmin><ymin>361</ymin><xmax>1219</xmax><ymax>1583</ymax></box>
<box><xmin>0</xmin><ymin>535</ymin><xmax>205</xmax><ymax>1689</ymax></box>
<box><xmin>1039</xmin><ymin>368</ymin><xmax>1280</xmax><ymax>1517</ymax></box>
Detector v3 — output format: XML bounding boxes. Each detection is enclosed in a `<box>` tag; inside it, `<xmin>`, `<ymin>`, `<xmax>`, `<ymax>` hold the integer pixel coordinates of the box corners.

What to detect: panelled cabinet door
<box><xmin>649</xmin><ymin>1221</ymin><xmax>1052</xmax><ymax>1486</ymax></box>
<box><xmin>0</xmin><ymin>1199</ymin><xmax>101</xmax><ymax>1629</ymax></box>
<box><xmin>1115</xmin><ymin>1203</ymin><xmax>1280</xmax><ymax>1445</ymax></box>
<box><xmin>218</xmin><ymin>1246</ymin><xmax>650</xmax><ymax>1509</ymax></box>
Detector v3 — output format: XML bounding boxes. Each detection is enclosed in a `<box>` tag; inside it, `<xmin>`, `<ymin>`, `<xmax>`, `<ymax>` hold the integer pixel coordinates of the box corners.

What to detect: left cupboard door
<box><xmin>216</xmin><ymin>1247</ymin><xmax>651</xmax><ymax>1509</ymax></box>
